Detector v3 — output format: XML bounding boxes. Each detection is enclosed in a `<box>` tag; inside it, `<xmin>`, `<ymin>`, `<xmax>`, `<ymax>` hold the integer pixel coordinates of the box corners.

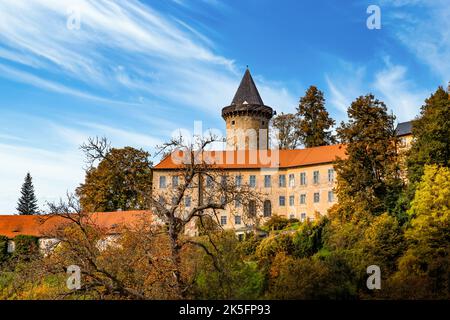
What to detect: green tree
<box><xmin>16</xmin><ymin>173</ymin><xmax>39</xmax><ymax>215</ymax></box>
<box><xmin>334</xmin><ymin>94</ymin><xmax>403</xmax><ymax>221</ymax></box>
<box><xmin>271</xmin><ymin>112</ymin><xmax>301</xmax><ymax>149</ymax></box>
<box><xmin>385</xmin><ymin>165</ymin><xmax>450</xmax><ymax>299</ymax></box>
<box><xmin>76</xmin><ymin>147</ymin><xmax>153</xmax><ymax>212</ymax></box>
<box><xmin>297</xmin><ymin>85</ymin><xmax>336</xmax><ymax>147</ymax></box>
<box><xmin>407</xmin><ymin>86</ymin><xmax>450</xmax><ymax>186</ymax></box>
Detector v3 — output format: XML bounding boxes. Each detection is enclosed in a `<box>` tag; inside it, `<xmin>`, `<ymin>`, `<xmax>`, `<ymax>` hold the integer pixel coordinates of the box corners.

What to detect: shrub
<box><xmin>0</xmin><ymin>235</ymin><xmax>9</xmax><ymax>263</ymax></box>
<box><xmin>13</xmin><ymin>235</ymin><xmax>39</xmax><ymax>260</ymax></box>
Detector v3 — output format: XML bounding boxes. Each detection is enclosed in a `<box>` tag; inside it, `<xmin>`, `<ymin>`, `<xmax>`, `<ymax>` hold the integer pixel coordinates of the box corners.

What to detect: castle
<box><xmin>0</xmin><ymin>69</ymin><xmax>413</xmax><ymax>248</ymax></box>
<box><xmin>152</xmin><ymin>69</ymin><xmax>413</xmax><ymax>235</ymax></box>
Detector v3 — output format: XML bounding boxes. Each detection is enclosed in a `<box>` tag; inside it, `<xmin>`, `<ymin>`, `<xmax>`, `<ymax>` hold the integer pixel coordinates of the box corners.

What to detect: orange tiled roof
<box><xmin>0</xmin><ymin>210</ymin><xmax>152</xmax><ymax>239</ymax></box>
<box><xmin>154</xmin><ymin>144</ymin><xmax>347</xmax><ymax>170</ymax></box>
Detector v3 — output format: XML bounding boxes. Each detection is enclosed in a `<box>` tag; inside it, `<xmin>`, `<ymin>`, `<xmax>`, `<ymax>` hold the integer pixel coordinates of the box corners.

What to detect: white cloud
<box><xmin>382</xmin><ymin>0</ymin><xmax>450</xmax><ymax>83</ymax></box>
<box><xmin>373</xmin><ymin>62</ymin><xmax>427</xmax><ymax>122</ymax></box>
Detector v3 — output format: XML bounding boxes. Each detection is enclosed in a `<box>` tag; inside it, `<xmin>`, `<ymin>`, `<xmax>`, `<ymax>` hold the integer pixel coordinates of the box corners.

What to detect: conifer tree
<box><xmin>297</xmin><ymin>86</ymin><xmax>336</xmax><ymax>147</ymax></box>
<box><xmin>17</xmin><ymin>173</ymin><xmax>39</xmax><ymax>215</ymax></box>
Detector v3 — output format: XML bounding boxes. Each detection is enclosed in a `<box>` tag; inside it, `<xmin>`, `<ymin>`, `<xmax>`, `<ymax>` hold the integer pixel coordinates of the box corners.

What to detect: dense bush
<box><xmin>0</xmin><ymin>235</ymin><xmax>9</xmax><ymax>263</ymax></box>
<box><xmin>13</xmin><ymin>235</ymin><xmax>39</xmax><ymax>260</ymax></box>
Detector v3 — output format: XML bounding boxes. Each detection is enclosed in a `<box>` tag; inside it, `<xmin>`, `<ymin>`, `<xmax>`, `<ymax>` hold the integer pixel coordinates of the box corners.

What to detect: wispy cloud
<box><xmin>382</xmin><ymin>0</ymin><xmax>450</xmax><ymax>83</ymax></box>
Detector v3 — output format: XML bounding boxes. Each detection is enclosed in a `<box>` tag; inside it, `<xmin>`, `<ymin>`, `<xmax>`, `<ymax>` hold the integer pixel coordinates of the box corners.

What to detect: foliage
<box><xmin>297</xmin><ymin>85</ymin><xmax>336</xmax><ymax>147</ymax></box>
<box><xmin>334</xmin><ymin>94</ymin><xmax>403</xmax><ymax>221</ymax></box>
<box><xmin>271</xmin><ymin>112</ymin><xmax>301</xmax><ymax>149</ymax></box>
<box><xmin>13</xmin><ymin>235</ymin><xmax>39</xmax><ymax>260</ymax></box>
<box><xmin>17</xmin><ymin>173</ymin><xmax>39</xmax><ymax>215</ymax></box>
<box><xmin>261</xmin><ymin>215</ymin><xmax>290</xmax><ymax>231</ymax></box>
<box><xmin>192</xmin><ymin>232</ymin><xmax>264</xmax><ymax>299</ymax></box>
<box><xmin>0</xmin><ymin>235</ymin><xmax>9</xmax><ymax>263</ymax></box>
<box><xmin>407</xmin><ymin>87</ymin><xmax>450</xmax><ymax>187</ymax></box>
<box><xmin>76</xmin><ymin>147</ymin><xmax>153</xmax><ymax>212</ymax></box>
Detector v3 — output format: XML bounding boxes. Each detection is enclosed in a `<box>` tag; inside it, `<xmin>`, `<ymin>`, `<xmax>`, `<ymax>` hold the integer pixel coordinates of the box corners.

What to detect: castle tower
<box><xmin>222</xmin><ymin>69</ymin><xmax>275</xmax><ymax>150</ymax></box>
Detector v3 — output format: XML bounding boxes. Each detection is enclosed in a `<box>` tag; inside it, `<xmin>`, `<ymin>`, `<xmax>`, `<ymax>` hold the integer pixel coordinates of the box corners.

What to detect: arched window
<box><xmin>263</xmin><ymin>200</ymin><xmax>272</xmax><ymax>217</ymax></box>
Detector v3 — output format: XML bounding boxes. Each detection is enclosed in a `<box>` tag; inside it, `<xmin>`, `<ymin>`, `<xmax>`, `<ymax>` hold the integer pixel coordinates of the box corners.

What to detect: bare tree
<box><xmin>150</xmin><ymin>133</ymin><xmax>264</xmax><ymax>298</ymax></box>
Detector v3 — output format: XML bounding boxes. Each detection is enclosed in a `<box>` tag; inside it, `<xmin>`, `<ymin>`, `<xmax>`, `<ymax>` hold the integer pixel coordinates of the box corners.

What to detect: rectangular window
<box><xmin>300</xmin><ymin>194</ymin><xmax>306</xmax><ymax>204</ymax></box>
<box><xmin>279</xmin><ymin>174</ymin><xmax>286</xmax><ymax>187</ymax></box>
<box><xmin>328</xmin><ymin>191</ymin><xmax>335</xmax><ymax>202</ymax></box>
<box><xmin>289</xmin><ymin>214</ymin><xmax>295</xmax><ymax>220</ymax></box>
<box><xmin>220</xmin><ymin>216</ymin><xmax>227</xmax><ymax>225</ymax></box>
<box><xmin>206</xmin><ymin>176</ymin><xmax>213</xmax><ymax>188</ymax></box>
<box><xmin>313</xmin><ymin>171</ymin><xmax>320</xmax><ymax>184</ymax></box>
<box><xmin>249</xmin><ymin>175</ymin><xmax>256</xmax><ymax>187</ymax></box>
<box><xmin>300</xmin><ymin>213</ymin><xmax>306</xmax><ymax>222</ymax></box>
<box><xmin>172</xmin><ymin>176</ymin><xmax>178</xmax><ymax>187</ymax></box>
<box><xmin>279</xmin><ymin>196</ymin><xmax>286</xmax><ymax>206</ymax></box>
<box><xmin>328</xmin><ymin>168</ymin><xmax>334</xmax><ymax>182</ymax></box>
<box><xmin>159</xmin><ymin>176</ymin><xmax>166</xmax><ymax>188</ymax></box>
<box><xmin>185</xmin><ymin>196</ymin><xmax>191</xmax><ymax>207</ymax></box>
<box><xmin>264</xmin><ymin>175</ymin><xmax>271</xmax><ymax>188</ymax></box>
<box><xmin>235</xmin><ymin>175</ymin><xmax>242</xmax><ymax>187</ymax></box>
<box><xmin>314</xmin><ymin>192</ymin><xmax>320</xmax><ymax>203</ymax></box>
<box><xmin>300</xmin><ymin>172</ymin><xmax>307</xmax><ymax>186</ymax></box>
<box><xmin>235</xmin><ymin>215</ymin><xmax>241</xmax><ymax>225</ymax></box>
<box><xmin>289</xmin><ymin>195</ymin><xmax>295</xmax><ymax>206</ymax></box>
<box><xmin>235</xmin><ymin>197</ymin><xmax>241</xmax><ymax>208</ymax></box>
<box><xmin>221</xmin><ymin>175</ymin><xmax>227</xmax><ymax>187</ymax></box>
<box><xmin>289</xmin><ymin>174</ymin><xmax>295</xmax><ymax>187</ymax></box>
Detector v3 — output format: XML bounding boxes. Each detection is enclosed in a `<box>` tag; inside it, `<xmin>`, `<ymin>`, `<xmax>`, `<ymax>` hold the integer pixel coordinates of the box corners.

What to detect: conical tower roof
<box><xmin>231</xmin><ymin>69</ymin><xmax>264</xmax><ymax>105</ymax></box>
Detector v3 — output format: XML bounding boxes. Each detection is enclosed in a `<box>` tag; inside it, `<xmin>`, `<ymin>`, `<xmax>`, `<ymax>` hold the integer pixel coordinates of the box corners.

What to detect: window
<box><xmin>159</xmin><ymin>176</ymin><xmax>166</xmax><ymax>188</ymax></box>
<box><xmin>279</xmin><ymin>196</ymin><xmax>286</xmax><ymax>206</ymax></box>
<box><xmin>300</xmin><ymin>172</ymin><xmax>307</xmax><ymax>186</ymax></box>
<box><xmin>235</xmin><ymin>196</ymin><xmax>241</xmax><ymax>208</ymax></box>
<box><xmin>248</xmin><ymin>200</ymin><xmax>256</xmax><ymax>216</ymax></box>
<box><xmin>231</xmin><ymin>120</ymin><xmax>235</xmax><ymax>125</ymax></box>
<box><xmin>220</xmin><ymin>196</ymin><xmax>227</xmax><ymax>205</ymax></box>
<box><xmin>235</xmin><ymin>175</ymin><xmax>242</xmax><ymax>187</ymax></box>
<box><xmin>289</xmin><ymin>214</ymin><xmax>295</xmax><ymax>220</ymax></box>
<box><xmin>328</xmin><ymin>191</ymin><xmax>335</xmax><ymax>202</ymax></box>
<box><xmin>328</xmin><ymin>168</ymin><xmax>334</xmax><ymax>182</ymax></box>
<box><xmin>185</xmin><ymin>196</ymin><xmax>191</xmax><ymax>207</ymax></box>
<box><xmin>289</xmin><ymin>174</ymin><xmax>295</xmax><ymax>187</ymax></box>
<box><xmin>279</xmin><ymin>174</ymin><xmax>286</xmax><ymax>187</ymax></box>
<box><xmin>300</xmin><ymin>213</ymin><xmax>306</xmax><ymax>222</ymax></box>
<box><xmin>235</xmin><ymin>215</ymin><xmax>241</xmax><ymax>225</ymax></box>
<box><xmin>300</xmin><ymin>194</ymin><xmax>306</xmax><ymax>204</ymax></box>
<box><xmin>206</xmin><ymin>176</ymin><xmax>213</xmax><ymax>188</ymax></box>
<box><xmin>264</xmin><ymin>175</ymin><xmax>271</xmax><ymax>188</ymax></box>
<box><xmin>221</xmin><ymin>175</ymin><xmax>227</xmax><ymax>187</ymax></box>
<box><xmin>158</xmin><ymin>195</ymin><xmax>165</xmax><ymax>205</ymax></box>
<box><xmin>171</xmin><ymin>196</ymin><xmax>177</xmax><ymax>205</ymax></box>
<box><xmin>263</xmin><ymin>200</ymin><xmax>272</xmax><ymax>217</ymax></box>
<box><xmin>220</xmin><ymin>216</ymin><xmax>227</xmax><ymax>225</ymax></box>
<box><xmin>172</xmin><ymin>176</ymin><xmax>178</xmax><ymax>187</ymax></box>
<box><xmin>313</xmin><ymin>171</ymin><xmax>320</xmax><ymax>184</ymax></box>
<box><xmin>289</xmin><ymin>195</ymin><xmax>295</xmax><ymax>206</ymax></box>
<box><xmin>314</xmin><ymin>192</ymin><xmax>320</xmax><ymax>203</ymax></box>
<box><xmin>249</xmin><ymin>175</ymin><xmax>256</xmax><ymax>187</ymax></box>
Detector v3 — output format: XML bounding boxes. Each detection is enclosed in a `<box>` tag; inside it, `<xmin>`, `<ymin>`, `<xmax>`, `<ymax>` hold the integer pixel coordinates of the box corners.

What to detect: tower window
<box><xmin>231</xmin><ymin>120</ymin><xmax>235</xmax><ymax>125</ymax></box>
<box><xmin>262</xmin><ymin>121</ymin><xmax>265</xmax><ymax>125</ymax></box>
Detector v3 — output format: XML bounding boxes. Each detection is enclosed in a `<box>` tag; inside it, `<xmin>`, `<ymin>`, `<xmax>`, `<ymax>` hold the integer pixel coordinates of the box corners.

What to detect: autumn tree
<box><xmin>334</xmin><ymin>94</ymin><xmax>403</xmax><ymax>221</ymax></box>
<box><xmin>385</xmin><ymin>165</ymin><xmax>450</xmax><ymax>299</ymax></box>
<box><xmin>17</xmin><ymin>173</ymin><xmax>39</xmax><ymax>215</ymax></box>
<box><xmin>297</xmin><ymin>86</ymin><xmax>336</xmax><ymax>147</ymax></box>
<box><xmin>271</xmin><ymin>112</ymin><xmax>301</xmax><ymax>149</ymax></box>
<box><xmin>407</xmin><ymin>86</ymin><xmax>450</xmax><ymax>187</ymax></box>
<box><xmin>150</xmin><ymin>134</ymin><xmax>263</xmax><ymax>298</ymax></box>
<box><xmin>76</xmin><ymin>138</ymin><xmax>152</xmax><ymax>212</ymax></box>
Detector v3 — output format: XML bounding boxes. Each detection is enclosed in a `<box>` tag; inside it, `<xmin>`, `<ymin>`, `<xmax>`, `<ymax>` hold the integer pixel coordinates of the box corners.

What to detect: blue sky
<box><xmin>0</xmin><ymin>0</ymin><xmax>448</xmax><ymax>213</ymax></box>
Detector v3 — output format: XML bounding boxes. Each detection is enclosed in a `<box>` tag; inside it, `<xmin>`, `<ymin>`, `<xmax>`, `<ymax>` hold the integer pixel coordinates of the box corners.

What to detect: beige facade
<box><xmin>152</xmin><ymin>162</ymin><xmax>337</xmax><ymax>232</ymax></box>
